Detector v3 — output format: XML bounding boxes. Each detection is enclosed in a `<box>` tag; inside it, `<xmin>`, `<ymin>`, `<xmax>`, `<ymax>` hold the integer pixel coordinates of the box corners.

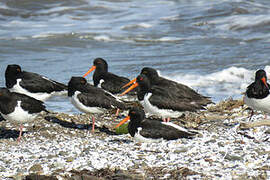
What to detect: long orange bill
<box><xmin>261</xmin><ymin>77</ymin><xmax>269</xmax><ymax>89</ymax></box>
<box><xmin>115</xmin><ymin>116</ymin><xmax>130</xmax><ymax>128</ymax></box>
<box><xmin>83</xmin><ymin>66</ymin><xmax>96</xmax><ymax>77</ymax></box>
<box><xmin>122</xmin><ymin>78</ymin><xmax>136</xmax><ymax>89</ymax></box>
<box><xmin>120</xmin><ymin>82</ymin><xmax>138</xmax><ymax>96</ymax></box>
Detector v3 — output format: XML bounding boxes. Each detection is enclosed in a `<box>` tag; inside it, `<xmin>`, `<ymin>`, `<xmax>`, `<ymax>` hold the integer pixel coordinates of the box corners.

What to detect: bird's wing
<box><xmin>84</xmin><ymin>84</ymin><xmax>126</xmax><ymax>109</ymax></box>
<box><xmin>13</xmin><ymin>92</ymin><xmax>48</xmax><ymax>113</ymax></box>
<box><xmin>140</xmin><ymin>120</ymin><xmax>194</xmax><ymax>140</ymax></box>
<box><xmin>77</xmin><ymin>92</ymin><xmax>124</xmax><ymax>109</ymax></box>
<box><xmin>20</xmin><ymin>71</ymin><xmax>67</xmax><ymax>93</ymax></box>
<box><xmin>102</xmin><ymin>73</ymin><xmax>136</xmax><ymax>94</ymax></box>
<box><xmin>149</xmin><ymin>86</ymin><xmax>203</xmax><ymax>111</ymax></box>
<box><xmin>158</xmin><ymin>77</ymin><xmax>211</xmax><ymax>104</ymax></box>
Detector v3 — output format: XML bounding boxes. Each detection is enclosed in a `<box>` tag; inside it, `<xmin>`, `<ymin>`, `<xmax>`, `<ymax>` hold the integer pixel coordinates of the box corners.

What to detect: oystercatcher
<box><xmin>5</xmin><ymin>64</ymin><xmax>67</xmax><ymax>102</ymax></box>
<box><xmin>0</xmin><ymin>88</ymin><xmax>48</xmax><ymax>141</ymax></box>
<box><xmin>124</xmin><ymin>67</ymin><xmax>211</xmax><ymax>106</ymax></box>
<box><xmin>83</xmin><ymin>58</ymin><xmax>136</xmax><ymax>95</ymax></box>
<box><xmin>115</xmin><ymin>107</ymin><xmax>197</xmax><ymax>142</ymax></box>
<box><xmin>68</xmin><ymin>76</ymin><xmax>128</xmax><ymax>132</ymax></box>
<box><xmin>244</xmin><ymin>69</ymin><xmax>270</xmax><ymax>119</ymax></box>
<box><xmin>121</xmin><ymin>74</ymin><xmax>210</xmax><ymax>122</ymax></box>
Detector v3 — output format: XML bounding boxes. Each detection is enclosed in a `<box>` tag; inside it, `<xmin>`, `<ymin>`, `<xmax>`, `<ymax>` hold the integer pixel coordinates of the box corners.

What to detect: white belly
<box><xmin>9</xmin><ymin>79</ymin><xmax>66</xmax><ymax>102</ymax></box>
<box><xmin>244</xmin><ymin>94</ymin><xmax>270</xmax><ymax>113</ymax></box>
<box><xmin>70</xmin><ymin>91</ymin><xmax>104</xmax><ymax>114</ymax></box>
<box><xmin>143</xmin><ymin>93</ymin><xmax>182</xmax><ymax>118</ymax></box>
<box><xmin>1</xmin><ymin>101</ymin><xmax>37</xmax><ymax>124</ymax></box>
<box><xmin>133</xmin><ymin>127</ymin><xmax>161</xmax><ymax>143</ymax></box>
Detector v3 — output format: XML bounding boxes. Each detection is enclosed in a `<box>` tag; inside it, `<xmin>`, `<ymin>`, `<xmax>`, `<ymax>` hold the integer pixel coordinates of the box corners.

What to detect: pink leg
<box><xmin>91</xmin><ymin>116</ymin><xmax>95</xmax><ymax>133</ymax></box>
<box><xmin>162</xmin><ymin>118</ymin><xmax>170</xmax><ymax>122</ymax></box>
<box><xmin>265</xmin><ymin>114</ymin><xmax>268</xmax><ymax>119</ymax></box>
<box><xmin>248</xmin><ymin>110</ymin><xmax>254</xmax><ymax>121</ymax></box>
<box><xmin>115</xmin><ymin>108</ymin><xmax>120</xmax><ymax>117</ymax></box>
<box><xmin>17</xmin><ymin>125</ymin><xmax>23</xmax><ymax>142</ymax></box>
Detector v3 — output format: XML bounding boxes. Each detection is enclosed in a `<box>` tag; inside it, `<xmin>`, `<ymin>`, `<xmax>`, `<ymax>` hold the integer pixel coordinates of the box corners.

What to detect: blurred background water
<box><xmin>0</xmin><ymin>0</ymin><xmax>269</xmax><ymax>113</ymax></box>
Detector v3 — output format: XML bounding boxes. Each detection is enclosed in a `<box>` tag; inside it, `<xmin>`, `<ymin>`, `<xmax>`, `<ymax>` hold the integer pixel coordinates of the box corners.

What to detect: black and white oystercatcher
<box><xmin>124</xmin><ymin>67</ymin><xmax>212</xmax><ymax>106</ymax></box>
<box><xmin>5</xmin><ymin>64</ymin><xmax>67</xmax><ymax>102</ymax></box>
<box><xmin>0</xmin><ymin>88</ymin><xmax>48</xmax><ymax>141</ymax></box>
<box><xmin>68</xmin><ymin>76</ymin><xmax>128</xmax><ymax>132</ymax></box>
<box><xmin>83</xmin><ymin>58</ymin><xmax>136</xmax><ymax>95</ymax></box>
<box><xmin>244</xmin><ymin>69</ymin><xmax>270</xmax><ymax>118</ymax></box>
<box><xmin>115</xmin><ymin>107</ymin><xmax>197</xmax><ymax>142</ymax></box>
<box><xmin>121</xmin><ymin>74</ymin><xmax>211</xmax><ymax>122</ymax></box>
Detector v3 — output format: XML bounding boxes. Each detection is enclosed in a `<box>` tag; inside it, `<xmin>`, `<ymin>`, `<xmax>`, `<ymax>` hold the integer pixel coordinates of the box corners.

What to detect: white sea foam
<box><xmin>93</xmin><ymin>35</ymin><xmax>112</xmax><ymax>42</ymax></box>
<box><xmin>160</xmin><ymin>15</ymin><xmax>180</xmax><ymax>21</ymax></box>
<box><xmin>13</xmin><ymin>36</ymin><xmax>28</xmax><ymax>40</ymax></box>
<box><xmin>32</xmin><ymin>33</ymin><xmax>56</xmax><ymax>39</ymax></box>
<box><xmin>134</xmin><ymin>35</ymin><xmax>205</xmax><ymax>43</ymax></box>
<box><xmin>38</xmin><ymin>6</ymin><xmax>76</xmax><ymax>14</ymax></box>
<box><xmin>121</xmin><ymin>23</ymin><xmax>152</xmax><ymax>30</ymax></box>
<box><xmin>158</xmin><ymin>37</ymin><xmax>183</xmax><ymax>42</ymax></box>
<box><xmin>133</xmin><ymin>37</ymin><xmax>184</xmax><ymax>43</ymax></box>
<box><xmin>209</xmin><ymin>14</ymin><xmax>270</xmax><ymax>31</ymax></box>
<box><xmin>4</xmin><ymin>20</ymin><xmax>26</xmax><ymax>27</ymax></box>
<box><xmin>163</xmin><ymin>66</ymin><xmax>270</xmax><ymax>102</ymax></box>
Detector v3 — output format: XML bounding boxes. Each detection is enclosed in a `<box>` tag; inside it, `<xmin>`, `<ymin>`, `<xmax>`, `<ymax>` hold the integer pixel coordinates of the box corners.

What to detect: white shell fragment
<box><xmin>0</xmin><ymin>104</ymin><xmax>269</xmax><ymax>179</ymax></box>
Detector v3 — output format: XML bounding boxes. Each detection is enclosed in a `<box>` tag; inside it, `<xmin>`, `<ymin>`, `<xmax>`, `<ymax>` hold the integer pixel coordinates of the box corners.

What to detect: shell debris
<box><xmin>0</xmin><ymin>98</ymin><xmax>269</xmax><ymax>179</ymax></box>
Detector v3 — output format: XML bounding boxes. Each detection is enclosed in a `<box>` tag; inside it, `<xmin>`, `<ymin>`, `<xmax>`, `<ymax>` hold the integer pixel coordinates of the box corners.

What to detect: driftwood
<box><xmin>239</xmin><ymin>120</ymin><xmax>270</xmax><ymax>130</ymax></box>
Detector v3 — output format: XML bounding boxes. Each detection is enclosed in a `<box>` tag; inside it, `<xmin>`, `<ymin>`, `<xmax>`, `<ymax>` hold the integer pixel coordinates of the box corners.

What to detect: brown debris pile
<box><xmin>25</xmin><ymin>167</ymin><xmax>205</xmax><ymax>180</ymax></box>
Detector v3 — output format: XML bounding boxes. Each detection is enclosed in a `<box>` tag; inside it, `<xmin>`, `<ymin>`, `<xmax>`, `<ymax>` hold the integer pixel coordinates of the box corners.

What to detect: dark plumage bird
<box><xmin>142</xmin><ymin>67</ymin><xmax>211</xmax><ymax>103</ymax></box>
<box><xmin>68</xmin><ymin>76</ymin><xmax>128</xmax><ymax>132</ymax></box>
<box><xmin>125</xmin><ymin>67</ymin><xmax>212</xmax><ymax>105</ymax></box>
<box><xmin>0</xmin><ymin>88</ymin><xmax>48</xmax><ymax>141</ymax></box>
<box><xmin>83</xmin><ymin>58</ymin><xmax>136</xmax><ymax>95</ymax></box>
<box><xmin>115</xmin><ymin>107</ymin><xmax>197</xmax><ymax>142</ymax></box>
<box><xmin>5</xmin><ymin>64</ymin><xmax>67</xmax><ymax>102</ymax></box>
<box><xmin>121</xmin><ymin>73</ymin><xmax>211</xmax><ymax>122</ymax></box>
<box><xmin>244</xmin><ymin>69</ymin><xmax>270</xmax><ymax>118</ymax></box>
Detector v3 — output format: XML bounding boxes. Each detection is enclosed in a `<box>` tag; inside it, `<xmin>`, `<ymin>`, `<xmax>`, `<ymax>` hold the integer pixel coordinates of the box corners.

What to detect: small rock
<box><xmin>82</xmin><ymin>174</ymin><xmax>100</xmax><ymax>180</ymax></box>
<box><xmin>113</xmin><ymin>171</ymin><xmax>143</xmax><ymax>180</ymax></box>
<box><xmin>46</xmin><ymin>155</ymin><xmax>55</xmax><ymax>159</ymax></box>
<box><xmin>83</xmin><ymin>147</ymin><xmax>91</xmax><ymax>154</ymax></box>
<box><xmin>66</xmin><ymin>157</ymin><xmax>74</xmax><ymax>162</ymax></box>
<box><xmin>24</xmin><ymin>174</ymin><xmax>58</xmax><ymax>180</ymax></box>
<box><xmin>29</xmin><ymin>164</ymin><xmax>43</xmax><ymax>173</ymax></box>
<box><xmin>206</xmin><ymin>139</ymin><xmax>217</xmax><ymax>144</ymax></box>
<box><xmin>174</xmin><ymin>148</ymin><xmax>188</xmax><ymax>153</ymax></box>
<box><xmin>217</xmin><ymin>142</ymin><xmax>225</xmax><ymax>147</ymax></box>
<box><xmin>59</xmin><ymin>151</ymin><xmax>68</xmax><ymax>156</ymax></box>
<box><xmin>225</xmin><ymin>154</ymin><xmax>243</xmax><ymax>161</ymax></box>
<box><xmin>13</xmin><ymin>173</ymin><xmax>23</xmax><ymax>180</ymax></box>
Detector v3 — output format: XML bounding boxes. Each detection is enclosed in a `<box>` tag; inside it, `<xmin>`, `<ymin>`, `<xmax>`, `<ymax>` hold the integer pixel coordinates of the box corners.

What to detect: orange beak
<box><xmin>83</xmin><ymin>66</ymin><xmax>96</xmax><ymax>77</ymax></box>
<box><xmin>261</xmin><ymin>77</ymin><xmax>269</xmax><ymax>89</ymax></box>
<box><xmin>115</xmin><ymin>116</ymin><xmax>130</xmax><ymax>128</ymax></box>
<box><xmin>122</xmin><ymin>78</ymin><xmax>136</xmax><ymax>89</ymax></box>
<box><xmin>120</xmin><ymin>82</ymin><xmax>138</xmax><ymax>96</ymax></box>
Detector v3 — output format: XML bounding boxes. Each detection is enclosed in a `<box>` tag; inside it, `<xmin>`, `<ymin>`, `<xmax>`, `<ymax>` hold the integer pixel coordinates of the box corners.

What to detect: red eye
<box><xmin>140</xmin><ymin>77</ymin><xmax>143</xmax><ymax>81</ymax></box>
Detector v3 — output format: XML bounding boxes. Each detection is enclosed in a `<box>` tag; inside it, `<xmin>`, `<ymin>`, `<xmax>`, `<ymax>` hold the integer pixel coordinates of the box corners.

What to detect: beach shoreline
<box><xmin>0</xmin><ymin>98</ymin><xmax>269</xmax><ymax>180</ymax></box>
